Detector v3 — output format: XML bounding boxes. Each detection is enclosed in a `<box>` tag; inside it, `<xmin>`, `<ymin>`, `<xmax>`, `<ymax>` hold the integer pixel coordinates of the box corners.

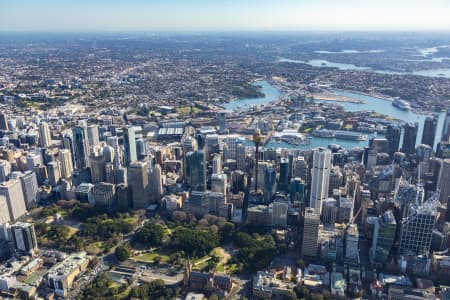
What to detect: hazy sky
<box><xmin>1</xmin><ymin>0</ymin><xmax>450</xmax><ymax>32</ymax></box>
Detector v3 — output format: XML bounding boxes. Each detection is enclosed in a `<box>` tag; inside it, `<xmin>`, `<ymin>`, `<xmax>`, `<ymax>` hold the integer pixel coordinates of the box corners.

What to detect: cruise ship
<box><xmin>334</xmin><ymin>130</ymin><xmax>368</xmax><ymax>141</ymax></box>
<box><xmin>392</xmin><ymin>98</ymin><xmax>411</xmax><ymax>111</ymax></box>
<box><xmin>312</xmin><ymin>129</ymin><xmax>368</xmax><ymax>141</ymax></box>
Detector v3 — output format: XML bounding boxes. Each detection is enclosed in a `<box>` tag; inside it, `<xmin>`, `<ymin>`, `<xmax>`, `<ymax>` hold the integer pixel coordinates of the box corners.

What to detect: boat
<box><xmin>312</xmin><ymin>129</ymin><xmax>368</xmax><ymax>141</ymax></box>
<box><xmin>392</xmin><ymin>98</ymin><xmax>411</xmax><ymax>111</ymax></box>
<box><xmin>334</xmin><ymin>130</ymin><xmax>368</xmax><ymax>141</ymax></box>
<box><xmin>312</xmin><ymin>129</ymin><xmax>335</xmax><ymax>138</ymax></box>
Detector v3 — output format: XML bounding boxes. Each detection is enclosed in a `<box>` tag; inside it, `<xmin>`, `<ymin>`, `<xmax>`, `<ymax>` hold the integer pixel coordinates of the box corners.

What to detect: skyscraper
<box><xmin>123</xmin><ymin>126</ymin><xmax>137</xmax><ymax>166</ymax></box>
<box><xmin>370</xmin><ymin>210</ymin><xmax>396</xmax><ymax>264</ymax></box>
<box><xmin>310</xmin><ymin>148</ymin><xmax>331</xmax><ymax>214</ymax></box>
<box><xmin>385</xmin><ymin>124</ymin><xmax>401</xmax><ymax>157</ymax></box>
<box><xmin>263</xmin><ymin>167</ymin><xmax>276</xmax><ymax>203</ymax></box>
<box><xmin>345</xmin><ymin>224</ymin><xmax>359</xmax><ymax>264</ymax></box>
<box><xmin>39</xmin><ymin>122</ymin><xmax>52</xmax><ymax>148</ymax></box>
<box><xmin>218</xmin><ymin>111</ymin><xmax>227</xmax><ymax>134</ymax></box>
<box><xmin>186</xmin><ymin>150</ymin><xmax>206</xmax><ymax>192</ymax></box>
<box><xmin>127</xmin><ymin>161</ymin><xmax>149</xmax><ymax>209</ymax></box>
<box><xmin>9</xmin><ymin>222</ymin><xmax>38</xmax><ymax>255</ymax></box>
<box><xmin>72</xmin><ymin>126</ymin><xmax>90</xmax><ymax>169</ymax></box>
<box><xmin>401</xmin><ymin>122</ymin><xmax>418</xmax><ymax>155</ymax></box>
<box><xmin>302</xmin><ymin>208</ymin><xmax>320</xmax><ymax>258</ymax></box>
<box><xmin>0</xmin><ymin>179</ymin><xmax>27</xmax><ymax>222</ymax></box>
<box><xmin>91</xmin><ymin>182</ymin><xmax>116</xmax><ymax>210</ymax></box>
<box><xmin>181</xmin><ymin>135</ymin><xmax>198</xmax><ymax>182</ymax></box>
<box><xmin>421</xmin><ymin>116</ymin><xmax>438</xmax><ymax>148</ymax></box>
<box><xmin>148</xmin><ymin>164</ymin><xmax>163</xmax><ymax>203</ymax></box>
<box><xmin>441</xmin><ymin>110</ymin><xmax>450</xmax><ymax>142</ymax></box>
<box><xmin>0</xmin><ymin>112</ymin><xmax>9</xmax><ymax>131</ymax></box>
<box><xmin>19</xmin><ymin>171</ymin><xmax>39</xmax><ymax>209</ymax></box>
<box><xmin>87</xmin><ymin>125</ymin><xmax>100</xmax><ymax>148</ymax></box>
<box><xmin>399</xmin><ymin>200</ymin><xmax>438</xmax><ymax>257</ymax></box>
<box><xmin>278</xmin><ymin>158</ymin><xmax>290</xmax><ymax>192</ymax></box>
<box><xmin>47</xmin><ymin>161</ymin><xmax>61</xmax><ymax>186</ymax></box>
<box><xmin>438</xmin><ymin>159</ymin><xmax>450</xmax><ymax>204</ymax></box>
<box><xmin>211</xmin><ymin>173</ymin><xmax>227</xmax><ymax>196</ymax></box>
<box><xmin>58</xmin><ymin>149</ymin><xmax>73</xmax><ymax>179</ymax></box>
<box><xmin>272</xmin><ymin>201</ymin><xmax>288</xmax><ymax>227</ymax></box>
<box><xmin>89</xmin><ymin>154</ymin><xmax>106</xmax><ymax>184</ymax></box>
<box><xmin>289</xmin><ymin>177</ymin><xmax>305</xmax><ymax>203</ymax></box>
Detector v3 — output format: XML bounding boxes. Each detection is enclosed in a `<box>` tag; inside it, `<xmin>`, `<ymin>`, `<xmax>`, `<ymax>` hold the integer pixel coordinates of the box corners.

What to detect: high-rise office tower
<box><xmin>442</xmin><ymin>110</ymin><xmax>450</xmax><ymax>142</ymax></box>
<box><xmin>218</xmin><ymin>111</ymin><xmax>227</xmax><ymax>134</ymax></box>
<box><xmin>0</xmin><ymin>196</ymin><xmax>10</xmax><ymax>223</ymax></box>
<box><xmin>87</xmin><ymin>125</ymin><xmax>100</xmax><ymax>148</ymax></box>
<box><xmin>294</xmin><ymin>156</ymin><xmax>309</xmax><ymax>182</ymax></box>
<box><xmin>211</xmin><ymin>173</ymin><xmax>227</xmax><ymax>196</ymax></box>
<box><xmin>123</xmin><ymin>126</ymin><xmax>137</xmax><ymax>166</ymax></box>
<box><xmin>370</xmin><ymin>210</ymin><xmax>396</xmax><ymax>264</ymax></box>
<box><xmin>205</xmin><ymin>134</ymin><xmax>219</xmax><ymax>157</ymax></box>
<box><xmin>322</xmin><ymin>198</ymin><xmax>338</xmax><ymax>225</ymax></box>
<box><xmin>91</xmin><ymin>182</ymin><xmax>116</xmax><ymax>210</ymax></box>
<box><xmin>72</xmin><ymin>126</ymin><xmax>90</xmax><ymax>169</ymax></box>
<box><xmin>399</xmin><ymin>200</ymin><xmax>437</xmax><ymax>257</ymax></box>
<box><xmin>231</xmin><ymin>170</ymin><xmax>247</xmax><ymax>194</ymax></box>
<box><xmin>9</xmin><ymin>222</ymin><xmax>38</xmax><ymax>255</ymax></box>
<box><xmin>0</xmin><ymin>179</ymin><xmax>27</xmax><ymax>222</ymax></box>
<box><xmin>302</xmin><ymin>208</ymin><xmax>320</xmax><ymax>258</ymax></box>
<box><xmin>236</xmin><ymin>143</ymin><xmax>247</xmax><ymax>171</ymax></box>
<box><xmin>438</xmin><ymin>159</ymin><xmax>450</xmax><ymax>204</ymax></box>
<box><xmin>127</xmin><ymin>161</ymin><xmax>149</xmax><ymax>209</ymax></box>
<box><xmin>421</xmin><ymin>116</ymin><xmax>438</xmax><ymax>148</ymax></box>
<box><xmin>212</xmin><ymin>154</ymin><xmax>222</xmax><ymax>174</ymax></box>
<box><xmin>107</xmin><ymin>136</ymin><xmax>122</xmax><ymax>168</ymax></box>
<box><xmin>0</xmin><ymin>160</ymin><xmax>11</xmax><ymax>182</ymax></box>
<box><xmin>272</xmin><ymin>201</ymin><xmax>288</xmax><ymax>227</ymax></box>
<box><xmin>186</xmin><ymin>150</ymin><xmax>206</xmax><ymax>192</ymax></box>
<box><xmin>401</xmin><ymin>122</ymin><xmax>418</xmax><ymax>155</ymax></box>
<box><xmin>148</xmin><ymin>164</ymin><xmax>163</xmax><ymax>203</ymax></box>
<box><xmin>385</xmin><ymin>124</ymin><xmax>401</xmax><ymax>157</ymax></box>
<box><xmin>0</xmin><ymin>112</ymin><xmax>9</xmax><ymax>131</ymax></box>
<box><xmin>47</xmin><ymin>161</ymin><xmax>61</xmax><ymax>186</ymax></box>
<box><xmin>58</xmin><ymin>149</ymin><xmax>73</xmax><ymax>179</ymax></box>
<box><xmin>263</xmin><ymin>167</ymin><xmax>276</xmax><ymax>203</ymax></box>
<box><xmin>181</xmin><ymin>135</ymin><xmax>198</xmax><ymax>181</ymax></box>
<box><xmin>102</xmin><ymin>145</ymin><xmax>115</xmax><ymax>164</ymax></box>
<box><xmin>310</xmin><ymin>148</ymin><xmax>331</xmax><ymax>214</ymax></box>
<box><xmin>19</xmin><ymin>171</ymin><xmax>39</xmax><ymax>209</ymax></box>
<box><xmin>26</xmin><ymin>152</ymin><xmax>42</xmax><ymax>171</ymax></box>
<box><xmin>90</xmin><ymin>154</ymin><xmax>106</xmax><ymax>184</ymax></box>
<box><xmin>278</xmin><ymin>158</ymin><xmax>290</xmax><ymax>192</ymax></box>
<box><xmin>289</xmin><ymin>177</ymin><xmax>305</xmax><ymax>203</ymax></box>
<box><xmin>39</xmin><ymin>122</ymin><xmax>52</xmax><ymax>148</ymax></box>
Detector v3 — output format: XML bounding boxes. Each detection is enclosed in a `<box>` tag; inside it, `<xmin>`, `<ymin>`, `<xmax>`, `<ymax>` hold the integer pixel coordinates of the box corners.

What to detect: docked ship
<box><xmin>312</xmin><ymin>129</ymin><xmax>368</xmax><ymax>141</ymax></box>
<box><xmin>334</xmin><ymin>130</ymin><xmax>368</xmax><ymax>141</ymax></box>
<box><xmin>392</xmin><ymin>98</ymin><xmax>411</xmax><ymax>111</ymax></box>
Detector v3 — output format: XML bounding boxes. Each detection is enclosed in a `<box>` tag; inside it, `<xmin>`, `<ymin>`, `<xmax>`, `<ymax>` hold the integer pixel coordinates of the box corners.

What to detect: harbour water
<box><xmin>229</xmin><ymin>81</ymin><xmax>445</xmax><ymax>150</ymax></box>
<box><xmin>222</xmin><ymin>80</ymin><xmax>281</xmax><ymax>110</ymax></box>
<box><xmin>277</xmin><ymin>57</ymin><xmax>450</xmax><ymax>79</ymax></box>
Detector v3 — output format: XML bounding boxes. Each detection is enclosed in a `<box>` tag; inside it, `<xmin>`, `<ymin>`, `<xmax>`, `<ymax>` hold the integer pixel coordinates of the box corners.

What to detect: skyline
<box><xmin>1</xmin><ymin>0</ymin><xmax>450</xmax><ymax>32</ymax></box>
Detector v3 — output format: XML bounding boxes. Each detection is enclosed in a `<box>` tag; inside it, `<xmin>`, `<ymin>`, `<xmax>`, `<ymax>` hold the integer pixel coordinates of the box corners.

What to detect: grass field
<box><xmin>133</xmin><ymin>250</ymin><xmax>170</xmax><ymax>263</ymax></box>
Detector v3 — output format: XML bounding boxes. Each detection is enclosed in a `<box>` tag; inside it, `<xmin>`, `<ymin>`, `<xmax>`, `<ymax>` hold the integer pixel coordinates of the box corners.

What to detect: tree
<box><xmin>219</xmin><ymin>222</ymin><xmax>235</xmax><ymax>243</ymax></box>
<box><xmin>294</xmin><ymin>285</ymin><xmax>310</xmax><ymax>299</ymax></box>
<box><xmin>172</xmin><ymin>228</ymin><xmax>219</xmax><ymax>256</ymax></box>
<box><xmin>153</xmin><ymin>255</ymin><xmax>161</xmax><ymax>264</ymax></box>
<box><xmin>115</xmin><ymin>245</ymin><xmax>131</xmax><ymax>262</ymax></box>
<box><xmin>134</xmin><ymin>222</ymin><xmax>164</xmax><ymax>247</ymax></box>
<box><xmin>283</xmin><ymin>290</ymin><xmax>298</xmax><ymax>300</ymax></box>
<box><xmin>296</xmin><ymin>259</ymin><xmax>305</xmax><ymax>270</ymax></box>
